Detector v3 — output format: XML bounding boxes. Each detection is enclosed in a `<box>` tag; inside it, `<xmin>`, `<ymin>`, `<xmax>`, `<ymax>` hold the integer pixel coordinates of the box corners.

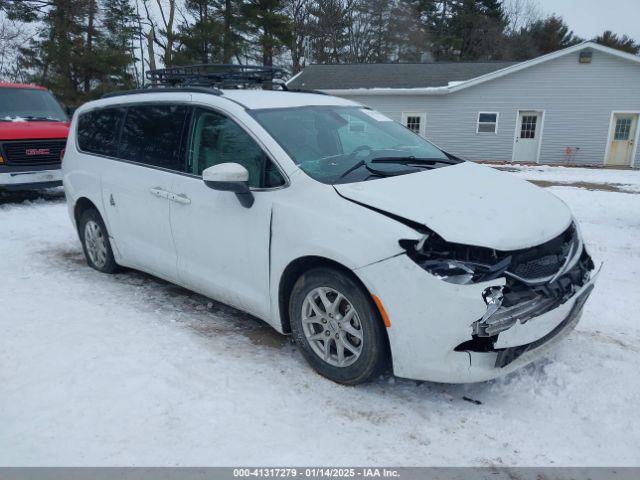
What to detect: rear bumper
<box><xmin>0</xmin><ymin>167</ymin><xmax>62</xmax><ymax>189</ymax></box>
<box><xmin>356</xmin><ymin>254</ymin><xmax>598</xmax><ymax>383</ymax></box>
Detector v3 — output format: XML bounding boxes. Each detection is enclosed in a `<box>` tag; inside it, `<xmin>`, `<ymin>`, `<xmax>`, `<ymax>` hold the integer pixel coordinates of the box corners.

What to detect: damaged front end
<box><xmin>400</xmin><ymin>223</ymin><xmax>597</xmax><ymax>367</ymax></box>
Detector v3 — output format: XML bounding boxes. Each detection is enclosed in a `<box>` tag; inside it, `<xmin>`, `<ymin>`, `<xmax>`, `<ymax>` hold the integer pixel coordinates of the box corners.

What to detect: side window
<box><xmin>477</xmin><ymin>112</ymin><xmax>498</xmax><ymax>134</ymax></box>
<box><xmin>119</xmin><ymin>104</ymin><xmax>188</xmax><ymax>170</ymax></box>
<box><xmin>77</xmin><ymin>108</ymin><xmax>125</xmax><ymax>157</ymax></box>
<box><xmin>189</xmin><ymin>109</ymin><xmax>285</xmax><ymax>188</ymax></box>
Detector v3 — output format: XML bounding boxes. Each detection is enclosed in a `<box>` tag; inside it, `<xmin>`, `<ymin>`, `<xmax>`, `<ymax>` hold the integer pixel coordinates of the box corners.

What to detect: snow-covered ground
<box><xmin>1</xmin><ymin>166</ymin><xmax>639</xmax><ymax>467</ymax></box>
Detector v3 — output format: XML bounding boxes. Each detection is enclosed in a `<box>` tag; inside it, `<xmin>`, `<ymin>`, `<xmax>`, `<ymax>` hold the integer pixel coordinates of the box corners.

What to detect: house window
<box><xmin>406</xmin><ymin>116</ymin><xmax>421</xmax><ymax>133</ymax></box>
<box><xmin>401</xmin><ymin>112</ymin><xmax>426</xmax><ymax>137</ymax></box>
<box><xmin>477</xmin><ymin>112</ymin><xmax>498</xmax><ymax>134</ymax></box>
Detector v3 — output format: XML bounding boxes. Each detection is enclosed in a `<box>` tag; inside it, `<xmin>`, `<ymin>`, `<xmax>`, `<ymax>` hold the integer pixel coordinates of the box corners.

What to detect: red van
<box><xmin>0</xmin><ymin>82</ymin><xmax>69</xmax><ymax>190</ymax></box>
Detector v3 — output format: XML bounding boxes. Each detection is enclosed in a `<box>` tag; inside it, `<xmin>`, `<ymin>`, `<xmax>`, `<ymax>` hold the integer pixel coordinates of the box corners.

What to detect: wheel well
<box><xmin>74</xmin><ymin>197</ymin><xmax>98</xmax><ymax>229</ymax></box>
<box><xmin>278</xmin><ymin>256</ymin><xmax>377</xmax><ymax>334</ymax></box>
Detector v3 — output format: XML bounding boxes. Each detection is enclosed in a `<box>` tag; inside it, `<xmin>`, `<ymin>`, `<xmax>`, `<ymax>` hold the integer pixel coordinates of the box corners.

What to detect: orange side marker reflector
<box><xmin>372</xmin><ymin>294</ymin><xmax>391</xmax><ymax>328</ymax></box>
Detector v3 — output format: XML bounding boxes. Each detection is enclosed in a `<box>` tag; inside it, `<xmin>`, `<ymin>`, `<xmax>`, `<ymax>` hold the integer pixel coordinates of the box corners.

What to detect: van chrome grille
<box><xmin>1</xmin><ymin>140</ymin><xmax>66</xmax><ymax>166</ymax></box>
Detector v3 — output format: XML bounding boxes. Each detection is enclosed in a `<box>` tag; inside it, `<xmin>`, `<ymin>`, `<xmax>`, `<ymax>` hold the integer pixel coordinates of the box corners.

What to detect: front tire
<box><xmin>78</xmin><ymin>208</ymin><xmax>118</xmax><ymax>274</ymax></box>
<box><xmin>289</xmin><ymin>268</ymin><xmax>389</xmax><ymax>385</ymax></box>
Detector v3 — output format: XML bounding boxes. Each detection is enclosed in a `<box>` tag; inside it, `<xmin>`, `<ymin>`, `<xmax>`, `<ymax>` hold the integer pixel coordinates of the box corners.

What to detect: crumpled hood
<box><xmin>0</xmin><ymin>121</ymin><xmax>69</xmax><ymax>141</ymax></box>
<box><xmin>334</xmin><ymin>161</ymin><xmax>572</xmax><ymax>251</ymax></box>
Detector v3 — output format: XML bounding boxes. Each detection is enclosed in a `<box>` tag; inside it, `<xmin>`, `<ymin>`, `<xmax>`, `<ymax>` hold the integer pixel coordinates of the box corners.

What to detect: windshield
<box><xmin>0</xmin><ymin>88</ymin><xmax>67</xmax><ymax>122</ymax></box>
<box><xmin>251</xmin><ymin>105</ymin><xmax>457</xmax><ymax>184</ymax></box>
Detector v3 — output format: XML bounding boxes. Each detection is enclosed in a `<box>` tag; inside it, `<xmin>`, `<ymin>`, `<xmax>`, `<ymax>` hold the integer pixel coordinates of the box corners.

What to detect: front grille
<box><xmin>508</xmin><ymin>224</ymin><xmax>577</xmax><ymax>281</ymax></box>
<box><xmin>1</xmin><ymin>140</ymin><xmax>66</xmax><ymax>166</ymax></box>
<box><xmin>511</xmin><ymin>253</ymin><xmax>565</xmax><ymax>279</ymax></box>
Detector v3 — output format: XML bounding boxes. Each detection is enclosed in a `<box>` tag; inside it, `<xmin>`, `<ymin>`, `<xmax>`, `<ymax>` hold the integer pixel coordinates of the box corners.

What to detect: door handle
<box><xmin>169</xmin><ymin>192</ymin><xmax>191</xmax><ymax>205</ymax></box>
<box><xmin>150</xmin><ymin>187</ymin><xmax>170</xmax><ymax>199</ymax></box>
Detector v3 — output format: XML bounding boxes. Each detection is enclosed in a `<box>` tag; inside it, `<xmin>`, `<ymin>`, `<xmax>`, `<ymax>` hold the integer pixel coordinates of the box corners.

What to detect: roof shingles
<box><xmin>287</xmin><ymin>62</ymin><xmax>518</xmax><ymax>90</ymax></box>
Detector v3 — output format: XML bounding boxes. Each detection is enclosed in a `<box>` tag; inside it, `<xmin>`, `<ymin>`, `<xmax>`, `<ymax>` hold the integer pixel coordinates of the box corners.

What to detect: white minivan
<box><xmin>63</xmin><ymin>83</ymin><xmax>597</xmax><ymax>385</ymax></box>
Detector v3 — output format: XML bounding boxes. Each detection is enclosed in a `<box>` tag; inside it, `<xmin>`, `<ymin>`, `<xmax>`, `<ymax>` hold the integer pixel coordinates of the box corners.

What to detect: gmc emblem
<box><xmin>25</xmin><ymin>148</ymin><xmax>51</xmax><ymax>156</ymax></box>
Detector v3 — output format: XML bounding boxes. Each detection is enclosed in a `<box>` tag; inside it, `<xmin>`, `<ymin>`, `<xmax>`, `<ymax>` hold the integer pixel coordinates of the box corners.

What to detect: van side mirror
<box><xmin>202</xmin><ymin>163</ymin><xmax>254</xmax><ymax>207</ymax></box>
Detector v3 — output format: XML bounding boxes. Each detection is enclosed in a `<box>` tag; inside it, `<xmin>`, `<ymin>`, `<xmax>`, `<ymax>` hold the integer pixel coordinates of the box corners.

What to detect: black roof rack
<box><xmin>102</xmin><ymin>86</ymin><xmax>223</xmax><ymax>99</ymax></box>
<box><xmin>100</xmin><ymin>65</ymin><xmax>328</xmax><ymax>100</ymax></box>
<box><xmin>146</xmin><ymin>64</ymin><xmax>287</xmax><ymax>89</ymax></box>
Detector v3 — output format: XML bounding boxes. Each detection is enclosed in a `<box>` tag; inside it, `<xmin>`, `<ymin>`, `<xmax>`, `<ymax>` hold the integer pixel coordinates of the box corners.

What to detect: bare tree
<box><xmin>287</xmin><ymin>0</ymin><xmax>311</xmax><ymax>73</ymax></box>
<box><xmin>345</xmin><ymin>0</ymin><xmax>374</xmax><ymax>63</ymax></box>
<box><xmin>0</xmin><ymin>10</ymin><xmax>32</xmax><ymax>81</ymax></box>
<box><xmin>503</xmin><ymin>0</ymin><xmax>542</xmax><ymax>34</ymax></box>
<box><xmin>141</xmin><ymin>0</ymin><xmax>176</xmax><ymax>68</ymax></box>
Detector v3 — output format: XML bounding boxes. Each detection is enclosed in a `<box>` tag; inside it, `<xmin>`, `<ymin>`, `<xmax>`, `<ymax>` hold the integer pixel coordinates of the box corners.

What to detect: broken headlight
<box><xmin>416</xmin><ymin>258</ymin><xmax>480</xmax><ymax>284</ymax></box>
<box><xmin>400</xmin><ymin>223</ymin><xmax>582</xmax><ymax>286</ymax></box>
<box><xmin>399</xmin><ymin>232</ymin><xmax>511</xmax><ymax>285</ymax></box>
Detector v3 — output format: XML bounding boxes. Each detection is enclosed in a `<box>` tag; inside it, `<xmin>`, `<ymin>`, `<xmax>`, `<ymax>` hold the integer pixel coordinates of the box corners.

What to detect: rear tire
<box><xmin>78</xmin><ymin>208</ymin><xmax>118</xmax><ymax>274</ymax></box>
<box><xmin>289</xmin><ymin>267</ymin><xmax>388</xmax><ymax>385</ymax></box>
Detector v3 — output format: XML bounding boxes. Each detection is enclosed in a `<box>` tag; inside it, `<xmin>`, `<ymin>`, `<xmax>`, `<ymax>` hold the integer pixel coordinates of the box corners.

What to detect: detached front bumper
<box><xmin>356</xmin><ymin>252</ymin><xmax>598</xmax><ymax>383</ymax></box>
<box><xmin>0</xmin><ymin>167</ymin><xmax>62</xmax><ymax>190</ymax></box>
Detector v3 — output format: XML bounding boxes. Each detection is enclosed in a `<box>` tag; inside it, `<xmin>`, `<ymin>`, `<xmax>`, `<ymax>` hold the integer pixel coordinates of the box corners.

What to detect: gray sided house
<box><xmin>287</xmin><ymin>42</ymin><xmax>640</xmax><ymax>168</ymax></box>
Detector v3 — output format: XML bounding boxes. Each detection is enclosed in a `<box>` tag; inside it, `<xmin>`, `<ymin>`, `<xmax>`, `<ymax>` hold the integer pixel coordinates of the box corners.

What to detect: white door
<box><xmin>606</xmin><ymin>113</ymin><xmax>638</xmax><ymax>166</ymax></box>
<box><xmin>169</xmin><ymin>108</ymin><xmax>286</xmax><ymax>319</ymax></box>
<box><xmin>101</xmin><ymin>103</ymin><xmax>189</xmax><ymax>279</ymax></box>
<box><xmin>513</xmin><ymin>111</ymin><xmax>542</xmax><ymax>162</ymax></box>
<box><xmin>102</xmin><ymin>164</ymin><xmax>177</xmax><ymax>278</ymax></box>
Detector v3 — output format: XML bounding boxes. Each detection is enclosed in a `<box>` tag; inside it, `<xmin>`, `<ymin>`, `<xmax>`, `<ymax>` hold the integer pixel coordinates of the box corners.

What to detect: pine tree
<box><xmin>308</xmin><ymin>0</ymin><xmax>350</xmax><ymax>64</ymax></box>
<box><xmin>447</xmin><ymin>0</ymin><xmax>507</xmax><ymax>60</ymax></box>
<box><xmin>175</xmin><ymin>0</ymin><xmax>225</xmax><ymax>65</ymax></box>
<box><xmin>528</xmin><ymin>15</ymin><xmax>581</xmax><ymax>55</ymax></box>
<box><xmin>596</xmin><ymin>31</ymin><xmax>639</xmax><ymax>55</ymax></box>
<box><xmin>241</xmin><ymin>0</ymin><xmax>291</xmax><ymax>67</ymax></box>
<box><xmin>102</xmin><ymin>0</ymin><xmax>139</xmax><ymax>88</ymax></box>
<box><xmin>14</xmin><ymin>0</ymin><xmax>88</xmax><ymax>103</ymax></box>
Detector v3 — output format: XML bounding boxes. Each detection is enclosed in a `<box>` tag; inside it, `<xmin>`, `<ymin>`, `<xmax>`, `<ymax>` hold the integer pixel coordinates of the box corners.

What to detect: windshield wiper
<box><xmin>338</xmin><ymin>159</ymin><xmax>368</xmax><ymax>179</ymax></box>
<box><xmin>338</xmin><ymin>156</ymin><xmax>457</xmax><ymax>179</ymax></box>
<box><xmin>370</xmin><ymin>156</ymin><xmax>459</xmax><ymax>165</ymax></box>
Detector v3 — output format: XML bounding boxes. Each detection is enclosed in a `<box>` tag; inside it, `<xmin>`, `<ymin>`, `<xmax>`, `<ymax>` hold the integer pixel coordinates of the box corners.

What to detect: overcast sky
<box><xmin>537</xmin><ymin>0</ymin><xmax>640</xmax><ymax>42</ymax></box>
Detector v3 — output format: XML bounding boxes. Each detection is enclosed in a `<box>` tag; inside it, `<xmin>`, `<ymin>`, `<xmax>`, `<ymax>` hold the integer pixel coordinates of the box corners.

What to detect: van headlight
<box><xmin>399</xmin><ymin>233</ymin><xmax>511</xmax><ymax>285</ymax></box>
<box><xmin>414</xmin><ymin>259</ymin><xmax>479</xmax><ymax>284</ymax></box>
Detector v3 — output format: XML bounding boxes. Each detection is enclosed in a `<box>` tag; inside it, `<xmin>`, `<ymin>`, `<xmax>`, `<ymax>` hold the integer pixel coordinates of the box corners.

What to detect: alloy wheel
<box><xmin>84</xmin><ymin>220</ymin><xmax>108</xmax><ymax>269</ymax></box>
<box><xmin>301</xmin><ymin>286</ymin><xmax>364</xmax><ymax>367</ymax></box>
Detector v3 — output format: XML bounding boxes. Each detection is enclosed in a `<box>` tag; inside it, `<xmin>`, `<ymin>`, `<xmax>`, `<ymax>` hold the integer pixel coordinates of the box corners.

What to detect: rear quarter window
<box><xmin>77</xmin><ymin>108</ymin><xmax>125</xmax><ymax>157</ymax></box>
